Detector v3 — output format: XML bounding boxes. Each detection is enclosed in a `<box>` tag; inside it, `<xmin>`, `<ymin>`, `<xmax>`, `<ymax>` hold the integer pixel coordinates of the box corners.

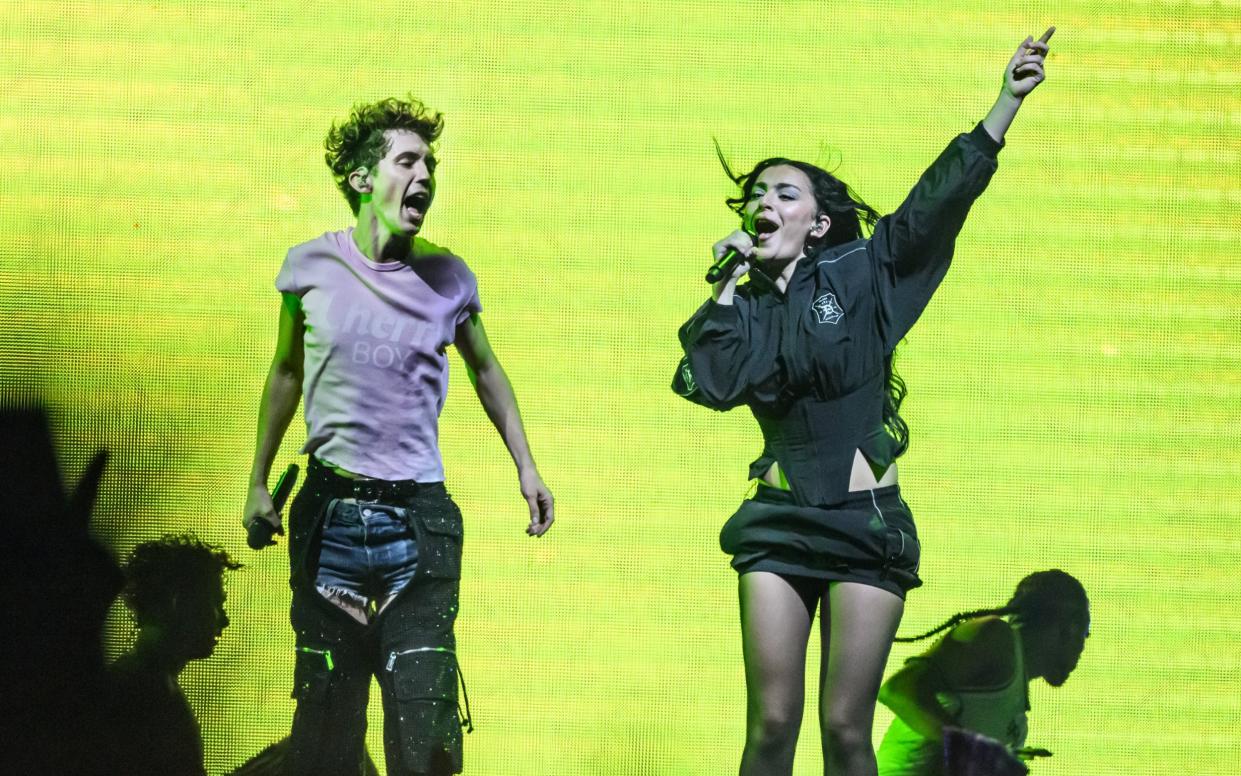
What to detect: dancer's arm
<box><xmin>879</xmin><ymin>617</ymin><xmax>1017</xmax><ymax>741</ymax></box>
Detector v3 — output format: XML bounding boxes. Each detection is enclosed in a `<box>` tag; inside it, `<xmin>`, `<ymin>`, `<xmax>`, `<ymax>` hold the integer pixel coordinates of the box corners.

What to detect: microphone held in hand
<box><xmin>247</xmin><ymin>463</ymin><xmax>299</xmax><ymax>550</ymax></box>
<box><xmin>705</xmin><ymin>246</ymin><xmax>746</xmax><ymax>284</ymax></box>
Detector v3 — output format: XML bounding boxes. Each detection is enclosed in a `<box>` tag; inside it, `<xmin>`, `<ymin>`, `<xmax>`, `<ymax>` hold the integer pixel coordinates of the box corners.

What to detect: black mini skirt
<box><xmin>720</xmin><ymin>483</ymin><xmax>922</xmax><ymax>599</ymax></box>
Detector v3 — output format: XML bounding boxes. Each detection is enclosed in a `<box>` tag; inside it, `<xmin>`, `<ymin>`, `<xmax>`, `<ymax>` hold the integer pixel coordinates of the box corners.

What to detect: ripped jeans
<box><xmin>316</xmin><ymin>499</ymin><xmax>419</xmax><ymax>621</ymax></box>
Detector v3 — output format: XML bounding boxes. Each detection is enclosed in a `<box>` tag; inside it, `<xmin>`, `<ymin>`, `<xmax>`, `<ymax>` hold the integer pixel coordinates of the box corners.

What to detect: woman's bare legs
<box><xmin>739</xmin><ymin>571</ymin><xmax>815</xmax><ymax>776</ymax></box>
<box><xmin>819</xmin><ymin>582</ymin><xmax>905</xmax><ymax>776</ymax></box>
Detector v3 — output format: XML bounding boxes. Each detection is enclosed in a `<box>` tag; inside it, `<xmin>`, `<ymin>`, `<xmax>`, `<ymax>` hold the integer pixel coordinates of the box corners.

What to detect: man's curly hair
<box><xmin>122</xmin><ymin>533</ymin><xmax>242</xmax><ymax>624</ymax></box>
<box><xmin>325</xmin><ymin>95</ymin><xmax>445</xmax><ymax>215</ymax></box>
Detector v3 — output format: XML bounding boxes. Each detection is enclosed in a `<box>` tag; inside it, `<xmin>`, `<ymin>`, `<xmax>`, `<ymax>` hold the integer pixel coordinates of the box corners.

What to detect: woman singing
<box><xmin>673</xmin><ymin>31</ymin><xmax>1053</xmax><ymax>776</ymax></box>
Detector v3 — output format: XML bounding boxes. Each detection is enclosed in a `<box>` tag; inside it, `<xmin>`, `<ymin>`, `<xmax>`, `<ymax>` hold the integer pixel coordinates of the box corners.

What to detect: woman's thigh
<box><xmin>739</xmin><ymin>572</ymin><xmax>817</xmax><ymax>718</ymax></box>
<box><xmin>819</xmin><ymin>581</ymin><xmax>904</xmax><ymax>722</ymax></box>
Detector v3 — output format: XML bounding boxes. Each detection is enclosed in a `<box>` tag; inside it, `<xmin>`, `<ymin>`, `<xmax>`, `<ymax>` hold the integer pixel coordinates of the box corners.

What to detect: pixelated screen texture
<box><xmin>2</xmin><ymin>1</ymin><xmax>1238</xmax><ymax>773</ymax></box>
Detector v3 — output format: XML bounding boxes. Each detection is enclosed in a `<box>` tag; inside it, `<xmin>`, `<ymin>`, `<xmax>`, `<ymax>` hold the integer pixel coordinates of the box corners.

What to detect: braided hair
<box><xmin>716</xmin><ymin>144</ymin><xmax>910</xmax><ymax>456</ymax></box>
<box><xmin>894</xmin><ymin>569</ymin><xmax>1089</xmax><ymax>643</ymax></box>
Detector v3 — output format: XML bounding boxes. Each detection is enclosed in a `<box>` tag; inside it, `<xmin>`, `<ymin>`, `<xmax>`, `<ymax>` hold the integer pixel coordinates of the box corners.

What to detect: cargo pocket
<box><xmin>413</xmin><ymin>497</ymin><xmax>463</xmax><ymax>579</ymax></box>
<box><xmin>291</xmin><ymin>646</ymin><xmax>334</xmax><ymax>703</ymax></box>
<box><xmin>388</xmin><ymin>648</ymin><xmax>464</xmax><ymax>773</ymax></box>
<box><xmin>880</xmin><ymin>522</ymin><xmax>922</xmax><ymax>591</ymax></box>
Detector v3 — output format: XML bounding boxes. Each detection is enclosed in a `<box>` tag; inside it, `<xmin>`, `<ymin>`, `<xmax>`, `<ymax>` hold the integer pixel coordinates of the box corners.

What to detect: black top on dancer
<box><xmin>672</xmin><ymin>29</ymin><xmax>1053</xmax><ymax>776</ymax></box>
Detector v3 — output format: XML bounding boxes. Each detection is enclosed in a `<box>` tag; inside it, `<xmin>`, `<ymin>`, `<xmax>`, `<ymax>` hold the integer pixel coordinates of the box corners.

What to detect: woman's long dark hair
<box><xmin>717</xmin><ymin>145</ymin><xmax>909</xmax><ymax>455</ymax></box>
<box><xmin>894</xmin><ymin>570</ymin><xmax>1090</xmax><ymax>643</ymax></box>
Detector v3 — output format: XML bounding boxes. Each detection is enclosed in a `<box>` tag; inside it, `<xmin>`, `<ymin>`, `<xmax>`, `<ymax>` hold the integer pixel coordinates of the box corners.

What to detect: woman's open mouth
<box><xmin>754</xmin><ymin>216</ymin><xmax>779</xmax><ymax>243</ymax></box>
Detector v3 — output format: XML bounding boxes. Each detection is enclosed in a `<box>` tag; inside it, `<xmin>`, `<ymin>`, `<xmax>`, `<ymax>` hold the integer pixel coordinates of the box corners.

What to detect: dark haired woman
<box><xmin>672</xmin><ymin>33</ymin><xmax>1053</xmax><ymax>776</ymax></box>
<box><xmin>876</xmin><ymin>570</ymin><xmax>1090</xmax><ymax>775</ymax></box>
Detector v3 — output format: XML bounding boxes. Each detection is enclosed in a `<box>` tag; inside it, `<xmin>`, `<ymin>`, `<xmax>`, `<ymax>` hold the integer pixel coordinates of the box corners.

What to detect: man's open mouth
<box><xmin>403</xmin><ymin>191</ymin><xmax>430</xmax><ymax>213</ymax></box>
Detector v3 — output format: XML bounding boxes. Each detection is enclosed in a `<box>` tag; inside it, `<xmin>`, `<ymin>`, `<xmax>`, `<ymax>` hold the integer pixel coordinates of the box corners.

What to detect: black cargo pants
<box><xmin>284</xmin><ymin>460</ymin><xmax>468</xmax><ymax>776</ymax></box>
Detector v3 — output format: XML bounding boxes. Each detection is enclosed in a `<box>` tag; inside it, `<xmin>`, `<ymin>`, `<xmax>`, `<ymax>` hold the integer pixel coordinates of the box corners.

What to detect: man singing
<box><xmin>243</xmin><ymin>95</ymin><xmax>554</xmax><ymax>776</ymax></box>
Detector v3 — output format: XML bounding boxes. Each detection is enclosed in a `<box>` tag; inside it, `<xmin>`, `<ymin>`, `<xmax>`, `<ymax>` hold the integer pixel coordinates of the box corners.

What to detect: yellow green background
<box><xmin>2</xmin><ymin>1</ymin><xmax>1237</xmax><ymax>773</ymax></box>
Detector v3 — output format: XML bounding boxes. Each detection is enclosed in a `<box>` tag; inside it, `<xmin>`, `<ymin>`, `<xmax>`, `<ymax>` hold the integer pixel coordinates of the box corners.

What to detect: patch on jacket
<box><xmin>676</xmin><ymin>356</ymin><xmax>698</xmax><ymax>395</ymax></box>
<box><xmin>811</xmin><ymin>292</ymin><xmax>844</xmax><ymax>324</ymax></box>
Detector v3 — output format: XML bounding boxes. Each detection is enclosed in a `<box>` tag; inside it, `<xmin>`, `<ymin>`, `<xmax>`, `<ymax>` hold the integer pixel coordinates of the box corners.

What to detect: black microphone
<box><xmin>705</xmin><ymin>246</ymin><xmax>748</xmax><ymax>284</ymax></box>
<box><xmin>705</xmin><ymin>223</ymin><xmax>758</xmax><ymax>284</ymax></box>
<box><xmin>247</xmin><ymin>463</ymin><xmax>299</xmax><ymax>550</ymax></box>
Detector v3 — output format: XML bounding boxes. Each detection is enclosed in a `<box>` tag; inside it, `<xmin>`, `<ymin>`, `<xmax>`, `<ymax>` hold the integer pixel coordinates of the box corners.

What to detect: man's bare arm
<box><xmin>243</xmin><ymin>293</ymin><xmax>304</xmax><ymax>531</ymax></box>
<box><xmin>454</xmin><ymin>313</ymin><xmax>554</xmax><ymax>536</ymax></box>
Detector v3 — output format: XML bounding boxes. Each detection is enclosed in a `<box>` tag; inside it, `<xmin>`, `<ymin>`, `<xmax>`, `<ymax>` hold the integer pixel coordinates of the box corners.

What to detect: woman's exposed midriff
<box><xmin>762</xmin><ymin>449</ymin><xmax>898</xmax><ymax>493</ymax></box>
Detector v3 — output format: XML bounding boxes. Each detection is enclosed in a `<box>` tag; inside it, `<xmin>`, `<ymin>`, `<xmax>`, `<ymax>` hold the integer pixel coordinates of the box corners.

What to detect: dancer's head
<box><xmin>720</xmin><ymin>153</ymin><xmax>880</xmax><ymax>263</ymax></box>
<box><xmin>1006</xmin><ymin>569</ymin><xmax>1090</xmax><ymax>686</ymax></box>
<box><xmin>895</xmin><ymin>569</ymin><xmax>1090</xmax><ymax>686</ymax></box>
<box><xmin>325</xmin><ymin>96</ymin><xmax>444</xmax><ymax>235</ymax></box>
<box><xmin>123</xmin><ymin>534</ymin><xmax>241</xmax><ymax>664</ymax></box>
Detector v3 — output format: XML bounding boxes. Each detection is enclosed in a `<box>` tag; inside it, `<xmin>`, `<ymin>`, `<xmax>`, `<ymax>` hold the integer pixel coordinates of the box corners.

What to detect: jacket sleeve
<box><xmin>869</xmin><ymin>123</ymin><xmax>1002</xmax><ymax>350</ymax></box>
<box><xmin>673</xmin><ymin>297</ymin><xmax>762</xmax><ymax>411</ymax></box>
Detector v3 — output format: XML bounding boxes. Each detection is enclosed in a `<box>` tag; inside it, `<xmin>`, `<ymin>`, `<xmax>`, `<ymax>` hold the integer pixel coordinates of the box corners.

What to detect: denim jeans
<box><xmin>315</xmin><ymin>498</ymin><xmax>419</xmax><ymax>613</ymax></box>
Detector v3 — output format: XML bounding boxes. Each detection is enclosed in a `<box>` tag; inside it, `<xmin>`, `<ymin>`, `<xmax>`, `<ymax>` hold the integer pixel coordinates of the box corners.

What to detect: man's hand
<box><xmin>519</xmin><ymin>469</ymin><xmax>554</xmax><ymax>537</ymax></box>
<box><xmin>242</xmin><ymin>482</ymin><xmax>283</xmax><ymax>534</ymax></box>
<box><xmin>1003</xmin><ymin>27</ymin><xmax>1054</xmax><ymax>100</ymax></box>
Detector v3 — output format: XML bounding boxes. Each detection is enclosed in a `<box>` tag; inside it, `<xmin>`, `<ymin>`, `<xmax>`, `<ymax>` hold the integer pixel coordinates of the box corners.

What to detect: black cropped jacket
<box><xmin>674</xmin><ymin>124</ymin><xmax>1002</xmax><ymax>507</ymax></box>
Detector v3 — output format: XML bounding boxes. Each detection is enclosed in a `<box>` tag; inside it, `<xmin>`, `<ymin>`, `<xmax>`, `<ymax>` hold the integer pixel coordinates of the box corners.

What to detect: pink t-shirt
<box><xmin>275</xmin><ymin>228</ymin><xmax>481</xmax><ymax>482</ymax></box>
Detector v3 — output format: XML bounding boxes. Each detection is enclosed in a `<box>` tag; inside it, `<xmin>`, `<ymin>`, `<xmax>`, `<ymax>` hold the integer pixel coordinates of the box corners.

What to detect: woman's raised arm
<box><xmin>982</xmin><ymin>27</ymin><xmax>1054</xmax><ymax>143</ymax></box>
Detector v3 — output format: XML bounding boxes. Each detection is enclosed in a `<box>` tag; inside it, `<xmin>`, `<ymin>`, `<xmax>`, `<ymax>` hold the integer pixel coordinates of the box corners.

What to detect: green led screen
<box><xmin>1</xmin><ymin>1</ymin><xmax>1238</xmax><ymax>773</ymax></box>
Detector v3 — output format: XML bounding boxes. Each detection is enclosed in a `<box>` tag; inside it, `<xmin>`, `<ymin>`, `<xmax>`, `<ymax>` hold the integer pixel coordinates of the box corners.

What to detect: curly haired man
<box><xmin>243</xmin><ymin>96</ymin><xmax>554</xmax><ymax>776</ymax></box>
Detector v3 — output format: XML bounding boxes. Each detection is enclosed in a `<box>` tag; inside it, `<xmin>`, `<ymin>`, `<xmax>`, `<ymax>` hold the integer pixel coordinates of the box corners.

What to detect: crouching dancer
<box><xmin>243</xmin><ymin>96</ymin><xmax>554</xmax><ymax>776</ymax></box>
